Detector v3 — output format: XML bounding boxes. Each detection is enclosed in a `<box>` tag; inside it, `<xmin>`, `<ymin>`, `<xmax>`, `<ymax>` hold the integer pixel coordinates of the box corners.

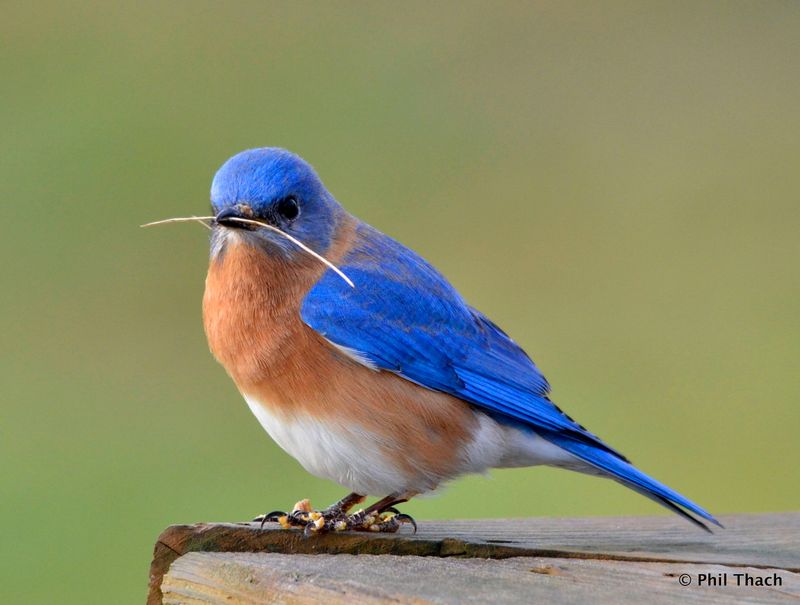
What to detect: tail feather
<box><xmin>543</xmin><ymin>432</ymin><xmax>722</xmax><ymax>531</ymax></box>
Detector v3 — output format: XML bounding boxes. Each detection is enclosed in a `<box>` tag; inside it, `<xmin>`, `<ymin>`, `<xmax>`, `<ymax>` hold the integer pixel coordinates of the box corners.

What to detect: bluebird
<box><xmin>199</xmin><ymin>147</ymin><xmax>720</xmax><ymax>534</ymax></box>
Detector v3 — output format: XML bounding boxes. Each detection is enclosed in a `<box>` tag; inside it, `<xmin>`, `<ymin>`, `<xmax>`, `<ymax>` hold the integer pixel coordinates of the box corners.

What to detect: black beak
<box><xmin>215</xmin><ymin>206</ymin><xmax>253</xmax><ymax>229</ymax></box>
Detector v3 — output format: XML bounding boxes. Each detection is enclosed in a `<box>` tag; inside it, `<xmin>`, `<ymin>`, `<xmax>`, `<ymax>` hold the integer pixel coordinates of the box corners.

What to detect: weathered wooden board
<box><xmin>161</xmin><ymin>552</ymin><xmax>799</xmax><ymax>605</ymax></box>
<box><xmin>148</xmin><ymin>513</ymin><xmax>800</xmax><ymax>604</ymax></box>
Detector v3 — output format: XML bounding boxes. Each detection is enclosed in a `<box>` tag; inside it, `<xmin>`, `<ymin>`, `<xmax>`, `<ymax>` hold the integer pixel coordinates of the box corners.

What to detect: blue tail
<box><xmin>544</xmin><ymin>432</ymin><xmax>722</xmax><ymax>532</ymax></box>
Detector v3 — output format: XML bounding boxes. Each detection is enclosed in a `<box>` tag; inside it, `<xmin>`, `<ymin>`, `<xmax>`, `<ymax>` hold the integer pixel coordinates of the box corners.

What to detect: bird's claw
<box><xmin>253</xmin><ymin>500</ymin><xmax>316</xmax><ymax>529</ymax></box>
<box><xmin>252</xmin><ymin>510</ymin><xmax>288</xmax><ymax>528</ymax></box>
<box><xmin>392</xmin><ymin>513</ymin><xmax>418</xmax><ymax>533</ymax></box>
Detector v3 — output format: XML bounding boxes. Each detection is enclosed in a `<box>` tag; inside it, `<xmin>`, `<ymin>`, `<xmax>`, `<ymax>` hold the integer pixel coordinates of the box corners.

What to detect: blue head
<box><xmin>210</xmin><ymin>148</ymin><xmax>343</xmax><ymax>258</ymax></box>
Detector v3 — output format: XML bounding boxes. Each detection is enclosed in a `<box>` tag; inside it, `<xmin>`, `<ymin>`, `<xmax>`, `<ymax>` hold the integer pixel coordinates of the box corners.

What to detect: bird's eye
<box><xmin>276</xmin><ymin>196</ymin><xmax>300</xmax><ymax>221</ymax></box>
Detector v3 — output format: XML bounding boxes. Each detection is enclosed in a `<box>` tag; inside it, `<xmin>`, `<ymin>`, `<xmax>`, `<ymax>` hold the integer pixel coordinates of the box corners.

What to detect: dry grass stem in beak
<box><xmin>141</xmin><ymin>215</ymin><xmax>354</xmax><ymax>288</ymax></box>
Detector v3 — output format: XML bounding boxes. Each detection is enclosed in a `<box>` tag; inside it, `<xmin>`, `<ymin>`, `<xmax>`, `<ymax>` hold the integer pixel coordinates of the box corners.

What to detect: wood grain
<box><xmin>162</xmin><ymin>553</ymin><xmax>799</xmax><ymax>605</ymax></box>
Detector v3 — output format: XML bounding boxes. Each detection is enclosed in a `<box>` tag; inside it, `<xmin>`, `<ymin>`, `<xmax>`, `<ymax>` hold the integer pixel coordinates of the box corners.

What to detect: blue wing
<box><xmin>301</xmin><ymin>224</ymin><xmax>719</xmax><ymax>529</ymax></box>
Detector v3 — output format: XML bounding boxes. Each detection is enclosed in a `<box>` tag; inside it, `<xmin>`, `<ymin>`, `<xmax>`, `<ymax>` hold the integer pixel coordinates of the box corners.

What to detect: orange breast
<box><xmin>202</xmin><ymin>222</ymin><xmax>479</xmax><ymax>488</ymax></box>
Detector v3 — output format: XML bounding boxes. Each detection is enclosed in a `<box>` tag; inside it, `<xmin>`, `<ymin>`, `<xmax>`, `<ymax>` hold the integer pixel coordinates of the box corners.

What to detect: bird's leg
<box><xmin>321</xmin><ymin>492</ymin><xmax>366</xmax><ymax>519</ymax></box>
<box><xmin>344</xmin><ymin>493</ymin><xmax>408</xmax><ymax>525</ymax></box>
<box><xmin>253</xmin><ymin>492</ymin><xmax>365</xmax><ymax>530</ymax></box>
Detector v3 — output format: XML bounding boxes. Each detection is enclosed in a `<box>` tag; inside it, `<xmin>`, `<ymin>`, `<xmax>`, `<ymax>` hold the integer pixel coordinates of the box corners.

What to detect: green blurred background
<box><xmin>2</xmin><ymin>1</ymin><xmax>799</xmax><ymax>602</ymax></box>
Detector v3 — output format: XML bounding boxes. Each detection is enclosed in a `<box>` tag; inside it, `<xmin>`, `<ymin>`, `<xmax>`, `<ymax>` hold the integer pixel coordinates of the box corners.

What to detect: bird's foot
<box><xmin>321</xmin><ymin>505</ymin><xmax>417</xmax><ymax>535</ymax></box>
<box><xmin>253</xmin><ymin>499</ymin><xmax>416</xmax><ymax>535</ymax></box>
<box><xmin>253</xmin><ymin>492</ymin><xmax>363</xmax><ymax>529</ymax></box>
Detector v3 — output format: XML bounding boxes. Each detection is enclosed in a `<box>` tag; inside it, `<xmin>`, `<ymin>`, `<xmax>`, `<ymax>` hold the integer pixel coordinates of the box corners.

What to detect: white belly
<box><xmin>243</xmin><ymin>394</ymin><xmax>587</xmax><ymax>496</ymax></box>
<box><xmin>243</xmin><ymin>394</ymin><xmax>412</xmax><ymax>495</ymax></box>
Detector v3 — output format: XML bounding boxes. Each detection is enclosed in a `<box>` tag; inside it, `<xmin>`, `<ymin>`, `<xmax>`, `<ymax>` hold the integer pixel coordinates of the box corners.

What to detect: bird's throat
<box><xmin>203</xmin><ymin>239</ymin><xmax>315</xmax><ymax>386</ymax></box>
